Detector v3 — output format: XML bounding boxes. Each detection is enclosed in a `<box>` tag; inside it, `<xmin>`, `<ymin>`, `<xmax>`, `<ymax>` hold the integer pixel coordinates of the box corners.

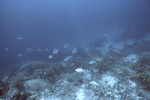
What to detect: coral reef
<box><xmin>2</xmin><ymin>39</ymin><xmax>150</xmax><ymax>99</ymax></box>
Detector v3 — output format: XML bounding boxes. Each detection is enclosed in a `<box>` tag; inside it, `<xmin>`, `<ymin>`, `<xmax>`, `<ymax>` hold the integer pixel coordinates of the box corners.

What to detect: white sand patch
<box><xmin>76</xmin><ymin>89</ymin><xmax>85</xmax><ymax>100</ymax></box>
<box><xmin>124</xmin><ymin>54</ymin><xmax>138</xmax><ymax>63</ymax></box>
<box><xmin>101</xmin><ymin>74</ymin><xmax>118</xmax><ymax>88</ymax></box>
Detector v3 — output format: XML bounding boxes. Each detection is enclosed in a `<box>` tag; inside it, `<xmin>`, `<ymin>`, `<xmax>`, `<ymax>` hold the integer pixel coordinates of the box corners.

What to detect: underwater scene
<box><xmin>0</xmin><ymin>0</ymin><xmax>150</xmax><ymax>100</ymax></box>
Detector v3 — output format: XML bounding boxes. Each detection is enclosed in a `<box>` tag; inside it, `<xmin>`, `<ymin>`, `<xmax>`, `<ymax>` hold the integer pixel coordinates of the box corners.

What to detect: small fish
<box><xmin>72</xmin><ymin>48</ymin><xmax>77</xmax><ymax>54</ymax></box>
<box><xmin>27</xmin><ymin>48</ymin><xmax>34</xmax><ymax>52</ymax></box>
<box><xmin>4</xmin><ymin>48</ymin><xmax>8</xmax><ymax>51</ymax></box>
<box><xmin>64</xmin><ymin>56</ymin><xmax>73</xmax><ymax>62</ymax></box>
<box><xmin>64</xmin><ymin>43</ymin><xmax>69</xmax><ymax>48</ymax></box>
<box><xmin>90</xmin><ymin>81</ymin><xmax>99</xmax><ymax>86</ymax></box>
<box><xmin>45</xmin><ymin>48</ymin><xmax>49</xmax><ymax>52</ymax></box>
<box><xmin>61</xmin><ymin>62</ymin><xmax>67</xmax><ymax>67</ymax></box>
<box><xmin>48</xmin><ymin>55</ymin><xmax>53</xmax><ymax>59</ymax></box>
<box><xmin>16</xmin><ymin>37</ymin><xmax>23</xmax><ymax>40</ymax></box>
<box><xmin>17</xmin><ymin>54</ymin><xmax>23</xmax><ymax>57</ymax></box>
<box><xmin>89</xmin><ymin>60</ymin><xmax>96</xmax><ymax>64</ymax></box>
<box><xmin>53</xmin><ymin>49</ymin><xmax>59</xmax><ymax>54</ymax></box>
<box><xmin>96</xmin><ymin>57</ymin><xmax>102</xmax><ymax>61</ymax></box>
<box><xmin>104</xmin><ymin>34</ymin><xmax>108</xmax><ymax>37</ymax></box>
<box><xmin>75</xmin><ymin>68</ymin><xmax>85</xmax><ymax>73</ymax></box>
<box><xmin>36</xmin><ymin>48</ymin><xmax>43</xmax><ymax>52</ymax></box>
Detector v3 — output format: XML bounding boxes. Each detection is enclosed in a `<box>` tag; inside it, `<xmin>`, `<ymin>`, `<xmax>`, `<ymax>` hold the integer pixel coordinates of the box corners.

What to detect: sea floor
<box><xmin>1</xmin><ymin>38</ymin><xmax>150</xmax><ymax>100</ymax></box>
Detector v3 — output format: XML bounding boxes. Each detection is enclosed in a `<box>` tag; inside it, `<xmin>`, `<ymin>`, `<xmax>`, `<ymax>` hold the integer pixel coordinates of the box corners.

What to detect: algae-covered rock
<box><xmin>10</xmin><ymin>73</ymin><xmax>25</xmax><ymax>90</ymax></box>
<box><xmin>95</xmin><ymin>55</ymin><xmax>115</xmax><ymax>72</ymax></box>
<box><xmin>128</xmin><ymin>54</ymin><xmax>150</xmax><ymax>89</ymax></box>
<box><xmin>24</xmin><ymin>79</ymin><xmax>50</xmax><ymax>91</ymax></box>
<box><xmin>20</xmin><ymin>61</ymin><xmax>51</xmax><ymax>72</ymax></box>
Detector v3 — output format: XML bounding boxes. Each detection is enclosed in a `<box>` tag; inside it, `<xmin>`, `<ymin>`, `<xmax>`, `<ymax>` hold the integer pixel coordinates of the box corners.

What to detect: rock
<box><xmin>24</xmin><ymin>79</ymin><xmax>50</xmax><ymax>91</ymax></box>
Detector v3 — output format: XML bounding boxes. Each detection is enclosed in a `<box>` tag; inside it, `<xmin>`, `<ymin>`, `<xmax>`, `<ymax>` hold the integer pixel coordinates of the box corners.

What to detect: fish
<box><xmin>17</xmin><ymin>54</ymin><xmax>23</xmax><ymax>57</ymax></box>
<box><xmin>89</xmin><ymin>60</ymin><xmax>96</xmax><ymax>64</ymax></box>
<box><xmin>36</xmin><ymin>48</ymin><xmax>43</xmax><ymax>52</ymax></box>
<box><xmin>61</xmin><ymin>62</ymin><xmax>67</xmax><ymax>67</ymax></box>
<box><xmin>48</xmin><ymin>55</ymin><xmax>53</xmax><ymax>59</ymax></box>
<box><xmin>4</xmin><ymin>48</ymin><xmax>8</xmax><ymax>51</ymax></box>
<box><xmin>16</xmin><ymin>37</ymin><xmax>23</xmax><ymax>40</ymax></box>
<box><xmin>72</xmin><ymin>48</ymin><xmax>77</xmax><ymax>54</ymax></box>
<box><xmin>53</xmin><ymin>49</ymin><xmax>59</xmax><ymax>54</ymax></box>
<box><xmin>90</xmin><ymin>81</ymin><xmax>99</xmax><ymax>86</ymax></box>
<box><xmin>104</xmin><ymin>34</ymin><xmax>108</xmax><ymax>37</ymax></box>
<box><xmin>64</xmin><ymin>43</ymin><xmax>69</xmax><ymax>48</ymax></box>
<box><xmin>27</xmin><ymin>48</ymin><xmax>34</xmax><ymax>52</ymax></box>
<box><xmin>45</xmin><ymin>48</ymin><xmax>49</xmax><ymax>52</ymax></box>
<box><xmin>96</xmin><ymin>57</ymin><xmax>102</xmax><ymax>61</ymax></box>
<box><xmin>75</xmin><ymin>68</ymin><xmax>85</xmax><ymax>73</ymax></box>
<box><xmin>64</xmin><ymin>56</ymin><xmax>73</xmax><ymax>62</ymax></box>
